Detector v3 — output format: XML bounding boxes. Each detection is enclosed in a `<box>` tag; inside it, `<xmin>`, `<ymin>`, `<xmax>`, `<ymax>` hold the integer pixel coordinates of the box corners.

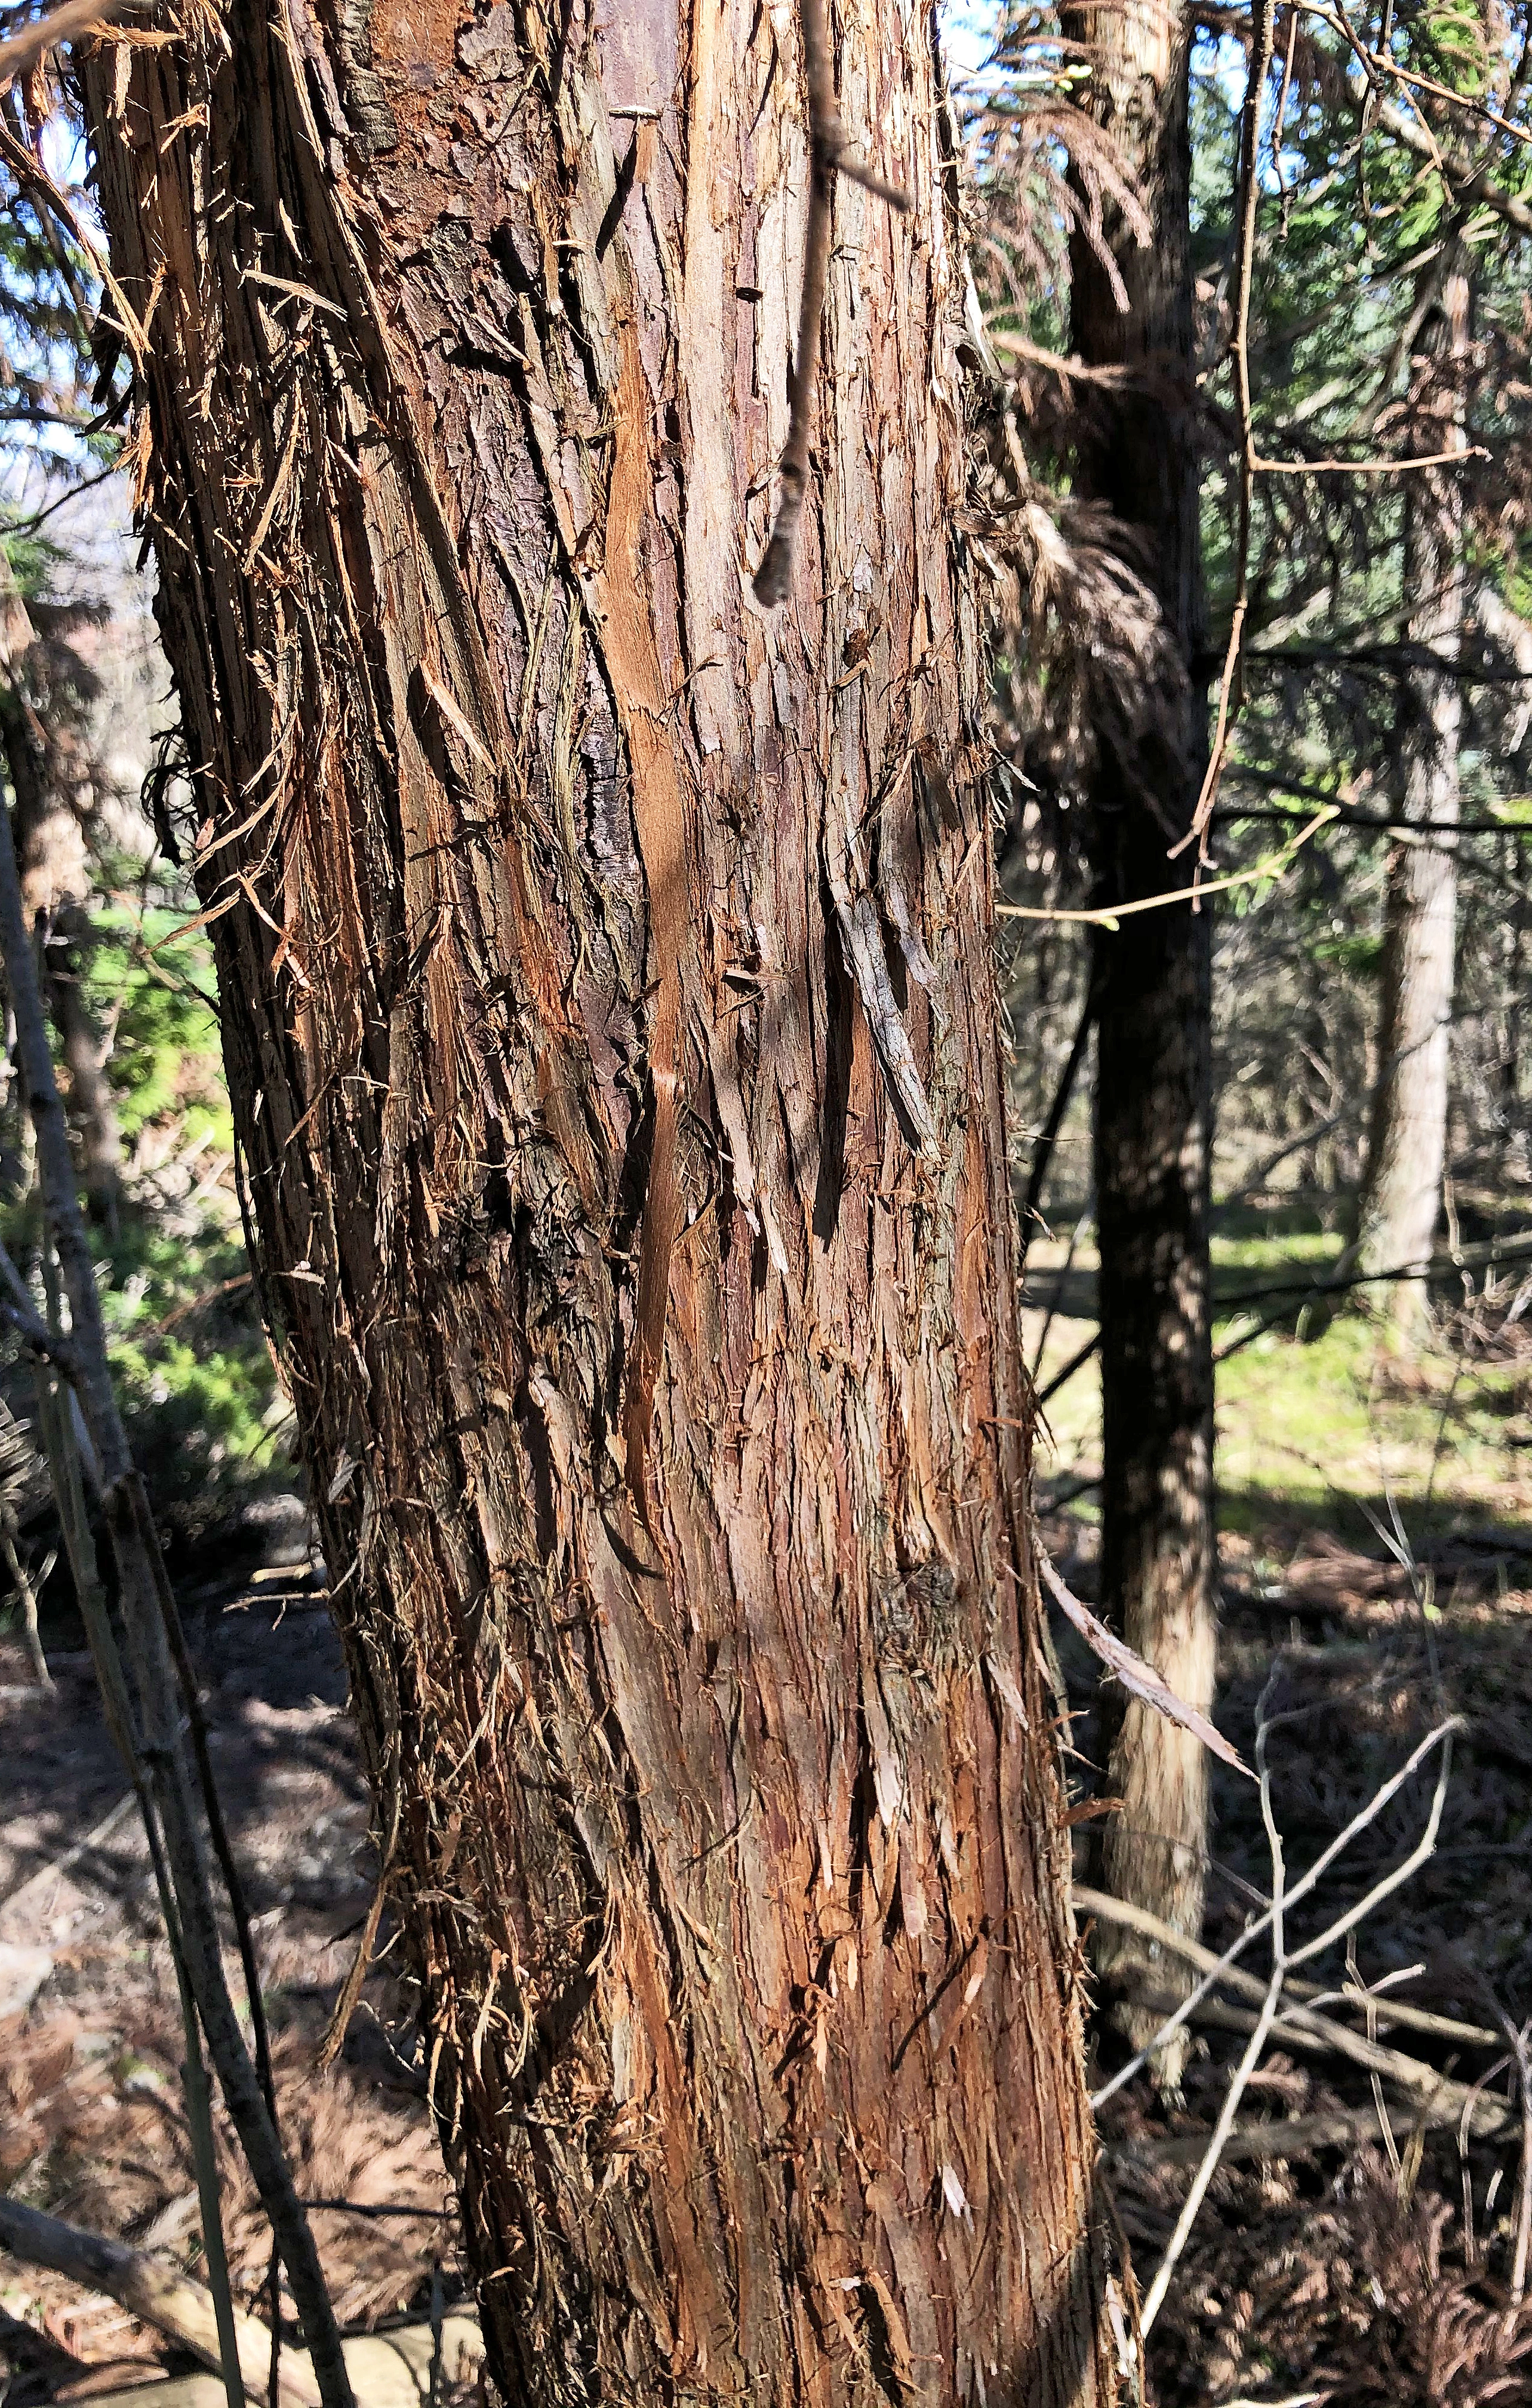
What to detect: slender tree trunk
<box><xmin>80</xmin><ymin>2</ymin><xmax>1115</xmax><ymax>2400</ymax></box>
<box><xmin>0</xmin><ymin>695</ymin><xmax>124</xmax><ymax>1232</ymax></box>
<box><xmin>1357</xmin><ymin>264</ymin><xmax>1469</xmax><ymax>1340</ymax></box>
<box><xmin>1060</xmin><ymin>0</ymin><xmax>1215</xmax><ymax>2084</ymax></box>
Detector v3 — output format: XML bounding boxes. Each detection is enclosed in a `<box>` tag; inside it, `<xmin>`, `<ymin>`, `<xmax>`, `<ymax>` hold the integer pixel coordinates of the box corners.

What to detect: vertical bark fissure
<box><xmin>80</xmin><ymin>0</ymin><xmax>1116</xmax><ymax>2392</ymax></box>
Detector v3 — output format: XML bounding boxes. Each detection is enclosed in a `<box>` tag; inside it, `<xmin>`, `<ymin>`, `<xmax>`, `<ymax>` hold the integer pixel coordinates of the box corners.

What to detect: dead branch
<box><xmin>0</xmin><ymin>2198</ymin><xmax>485</xmax><ymax>2408</ymax></box>
<box><xmin>0</xmin><ymin>1787</ymin><xmax>135</xmax><ymax>1921</ymax></box>
<box><xmin>1109</xmin><ymin>2102</ymin><xmax>1463</xmax><ymax>2169</ymax></box>
<box><xmin>997</xmin><ymin>802</ymin><xmax>1336</xmax><ymax>924</ymax></box>
<box><xmin>0</xmin><ymin>2195</ymin><xmax>322</xmax><ymax>2408</ymax></box>
<box><xmin>1076</xmin><ymin>1885</ymin><xmax>1501</xmax><ymax>2053</ymax></box>
<box><xmin>1136</xmin><ymin>1681</ymin><xmax>1291</xmax><ymax>2338</ymax></box>
<box><xmin>1183</xmin><ymin>0</ymin><xmax>1275</xmax><ymax>872</ymax></box>
<box><xmin>0</xmin><ymin>551</ymin><xmax>353</xmax><ymax>2408</ymax></box>
<box><xmin>1105</xmin><ymin>1686</ymin><xmax>1466</xmax><ymax>2340</ymax></box>
<box><xmin>1119</xmin><ymin>1977</ymin><xmax>1518</xmax><ymax>2148</ymax></box>
<box><xmin>1375</xmin><ymin>98</ymin><xmax>1532</xmax><ymax>241</ymax></box>
<box><xmin>1038</xmin><ymin>1549</ymin><xmax>1251</xmax><ymax>1776</ymax></box>
<box><xmin>1090</xmin><ymin>1716</ymin><xmax>1462</xmax><ymax>2112</ymax></box>
<box><xmin>0</xmin><ymin>0</ymin><xmax>133</xmax><ymax>84</ymax></box>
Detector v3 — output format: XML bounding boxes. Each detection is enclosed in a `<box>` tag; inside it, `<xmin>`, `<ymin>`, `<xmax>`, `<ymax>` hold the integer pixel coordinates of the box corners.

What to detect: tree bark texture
<box><xmin>79</xmin><ymin>2</ymin><xmax>1115</xmax><ymax>2401</ymax></box>
<box><xmin>0</xmin><ymin>690</ymin><xmax>124</xmax><ymax>1230</ymax></box>
<box><xmin>1059</xmin><ymin>0</ymin><xmax>1215</xmax><ymax>2076</ymax></box>
<box><xmin>1357</xmin><ymin>263</ymin><xmax>1468</xmax><ymax>1341</ymax></box>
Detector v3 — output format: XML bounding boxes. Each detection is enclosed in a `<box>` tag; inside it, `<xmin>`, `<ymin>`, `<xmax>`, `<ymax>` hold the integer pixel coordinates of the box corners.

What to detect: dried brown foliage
<box><xmin>1113</xmin><ymin>2140</ymin><xmax>1532</xmax><ymax>2406</ymax></box>
<box><xmin>971</xmin><ymin>477</ymin><xmax>1194</xmax><ymax>837</ymax></box>
<box><xmin>4</xmin><ymin>2007</ymin><xmax>454</xmax><ymax>2335</ymax></box>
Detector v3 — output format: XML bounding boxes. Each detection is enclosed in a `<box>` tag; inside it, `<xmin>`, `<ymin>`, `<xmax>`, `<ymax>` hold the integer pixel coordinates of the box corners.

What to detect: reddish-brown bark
<box><xmin>79</xmin><ymin>0</ymin><xmax>1115</xmax><ymax>2394</ymax></box>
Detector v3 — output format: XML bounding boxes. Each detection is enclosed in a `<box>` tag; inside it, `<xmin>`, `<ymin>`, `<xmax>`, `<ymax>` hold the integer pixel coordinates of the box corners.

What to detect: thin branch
<box><xmin>998</xmin><ymin>803</ymin><xmax>1337</xmax><ymax>923</ymax></box>
<box><xmin>1374</xmin><ymin>96</ymin><xmax>1532</xmax><ymax>240</ymax></box>
<box><xmin>1089</xmin><ymin>1716</ymin><xmax>1460</xmax><ymax>2109</ymax></box>
<box><xmin>0</xmin><ymin>2195</ymin><xmax>322</xmax><ymax>2408</ymax></box>
<box><xmin>1</xmin><ymin>1524</ymin><xmax>51</xmax><ymax>1688</ymax></box>
<box><xmin>1035</xmin><ymin>1325</ymin><xmax>1098</xmax><ymax>1406</ymax></box>
<box><xmin>1113</xmin><ymin>2102</ymin><xmax>1454</xmax><ymax>2167</ymax></box>
<box><xmin>1182</xmin><ymin>0</ymin><xmax>1276</xmax><ymax>871</ymax></box>
<box><xmin>1138</xmin><ymin>1684</ymin><xmax>1288</xmax><ymax>2336</ymax></box>
<box><xmin>1502</xmin><ymin>2016</ymin><xmax>1532</xmax><ymax>2311</ymax></box>
<box><xmin>2</xmin><ymin>461</ymin><xmax>122</xmax><ymax>539</ymax></box>
<box><xmin>1251</xmin><ymin>441</ymin><xmax>1488</xmax><ymax>474</ymax></box>
<box><xmin>985</xmin><ymin>327</ymin><xmax>1158</xmax><ymax>388</ymax></box>
<box><xmin>0</xmin><ymin>560</ymin><xmax>354</xmax><ymax>2408</ymax></box>
<box><xmin>1076</xmin><ymin>1884</ymin><xmax>1501</xmax><ymax>2052</ymax></box>
<box><xmin>1020</xmin><ymin>975</ymin><xmax>1096</xmax><ymax>1258</ymax></box>
<box><xmin>1085</xmin><ymin>1897</ymin><xmax>1512</xmax><ymax>2131</ymax></box>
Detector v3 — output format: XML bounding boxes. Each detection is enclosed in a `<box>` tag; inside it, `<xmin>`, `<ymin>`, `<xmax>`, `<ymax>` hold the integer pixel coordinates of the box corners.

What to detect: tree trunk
<box><xmin>79</xmin><ymin>3</ymin><xmax>1115</xmax><ymax>2401</ymax></box>
<box><xmin>0</xmin><ymin>693</ymin><xmax>124</xmax><ymax>1231</ymax></box>
<box><xmin>1060</xmin><ymin>0</ymin><xmax>1215</xmax><ymax>2084</ymax></box>
<box><xmin>1356</xmin><ymin>263</ymin><xmax>1469</xmax><ymax>1341</ymax></box>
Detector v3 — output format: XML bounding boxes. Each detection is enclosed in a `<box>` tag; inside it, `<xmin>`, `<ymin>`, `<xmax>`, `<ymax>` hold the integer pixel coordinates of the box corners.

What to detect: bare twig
<box><xmin>1113</xmin><ymin>2103</ymin><xmax>1460</xmax><ymax>2167</ymax></box>
<box><xmin>1033</xmin><ymin>1323</ymin><xmax>1099</xmax><ymax>1407</ymax></box>
<box><xmin>752</xmin><ymin>0</ymin><xmax>907</xmax><ymax>604</ymax></box>
<box><xmin>1252</xmin><ymin>442</ymin><xmax>1488</xmax><ymax>475</ymax></box>
<box><xmin>1113</xmin><ymin>1684</ymin><xmax>1468</xmax><ymax>2335</ymax></box>
<box><xmin>28</xmin><ymin>1342</ymin><xmax>246</xmax><ymax>2408</ymax></box>
<box><xmin>0</xmin><ymin>1784</ymin><xmax>134</xmax><ymax>1916</ymax></box>
<box><xmin>1020</xmin><ymin>973</ymin><xmax>1096</xmax><ymax>1257</ymax></box>
<box><xmin>1374</xmin><ymin>96</ymin><xmax>1532</xmax><ymax>239</ymax></box>
<box><xmin>1076</xmin><ymin>1884</ymin><xmax>1501</xmax><ymax>2054</ymax></box>
<box><xmin>985</xmin><ymin>327</ymin><xmax>1153</xmax><ymax>388</ymax></box>
<box><xmin>150</xmin><ymin>1271</ymin><xmax>254</xmax><ymax>1333</ymax></box>
<box><xmin>1</xmin><ymin>1523</ymin><xmax>50</xmax><ymax>1688</ymax></box>
<box><xmin>1139</xmin><ymin>1682</ymin><xmax>1288</xmax><ymax>2335</ymax></box>
<box><xmin>1121</xmin><ymin>1979</ymin><xmax>1513</xmax><ymax>2144</ymax></box>
<box><xmin>1090</xmin><ymin>1716</ymin><xmax>1460</xmax><ymax>2109</ymax></box>
<box><xmin>997</xmin><ymin>803</ymin><xmax>1338</xmax><ymax>923</ymax></box>
<box><xmin>1502</xmin><ymin>2016</ymin><xmax>1532</xmax><ymax>2311</ymax></box>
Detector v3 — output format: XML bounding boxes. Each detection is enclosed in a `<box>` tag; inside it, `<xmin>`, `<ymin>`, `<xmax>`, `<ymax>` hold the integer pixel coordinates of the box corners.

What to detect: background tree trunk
<box><xmin>1357</xmin><ymin>262</ymin><xmax>1469</xmax><ymax>1340</ymax></box>
<box><xmin>79</xmin><ymin>2</ymin><xmax>1115</xmax><ymax>2401</ymax></box>
<box><xmin>1060</xmin><ymin>0</ymin><xmax>1215</xmax><ymax>2085</ymax></box>
<box><xmin>0</xmin><ymin>692</ymin><xmax>123</xmax><ymax>1231</ymax></box>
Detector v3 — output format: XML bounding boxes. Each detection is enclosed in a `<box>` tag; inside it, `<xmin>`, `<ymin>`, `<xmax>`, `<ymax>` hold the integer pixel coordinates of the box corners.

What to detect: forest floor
<box><xmin>1029</xmin><ymin>1234</ymin><xmax>1532</xmax><ymax>2406</ymax></box>
<box><xmin>0</xmin><ymin>1507</ymin><xmax>459</xmax><ymax>2408</ymax></box>
<box><xmin>0</xmin><ymin>1269</ymin><xmax>1530</xmax><ymax>2408</ymax></box>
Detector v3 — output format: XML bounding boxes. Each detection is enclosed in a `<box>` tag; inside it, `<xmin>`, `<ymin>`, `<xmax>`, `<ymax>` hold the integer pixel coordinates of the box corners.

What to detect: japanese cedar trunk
<box><xmin>1060</xmin><ymin>0</ymin><xmax>1215</xmax><ymax>2079</ymax></box>
<box><xmin>1358</xmin><ymin>257</ymin><xmax>1469</xmax><ymax>1340</ymax></box>
<box><xmin>80</xmin><ymin>0</ymin><xmax>1114</xmax><ymax>2400</ymax></box>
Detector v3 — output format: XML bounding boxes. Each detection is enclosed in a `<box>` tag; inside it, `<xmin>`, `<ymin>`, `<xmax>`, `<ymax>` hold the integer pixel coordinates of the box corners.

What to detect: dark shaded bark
<box><xmin>78</xmin><ymin>0</ymin><xmax>1116</xmax><ymax>2399</ymax></box>
<box><xmin>1357</xmin><ymin>263</ymin><xmax>1469</xmax><ymax>1340</ymax></box>
<box><xmin>1060</xmin><ymin>0</ymin><xmax>1215</xmax><ymax>2080</ymax></box>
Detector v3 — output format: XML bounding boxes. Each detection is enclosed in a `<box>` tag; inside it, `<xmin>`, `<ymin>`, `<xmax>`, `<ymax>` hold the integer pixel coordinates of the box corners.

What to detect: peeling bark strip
<box><xmin>750</xmin><ymin>0</ymin><xmax>909</xmax><ymax>606</ymax></box>
<box><xmin>79</xmin><ymin>0</ymin><xmax>1115</xmax><ymax>2395</ymax></box>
